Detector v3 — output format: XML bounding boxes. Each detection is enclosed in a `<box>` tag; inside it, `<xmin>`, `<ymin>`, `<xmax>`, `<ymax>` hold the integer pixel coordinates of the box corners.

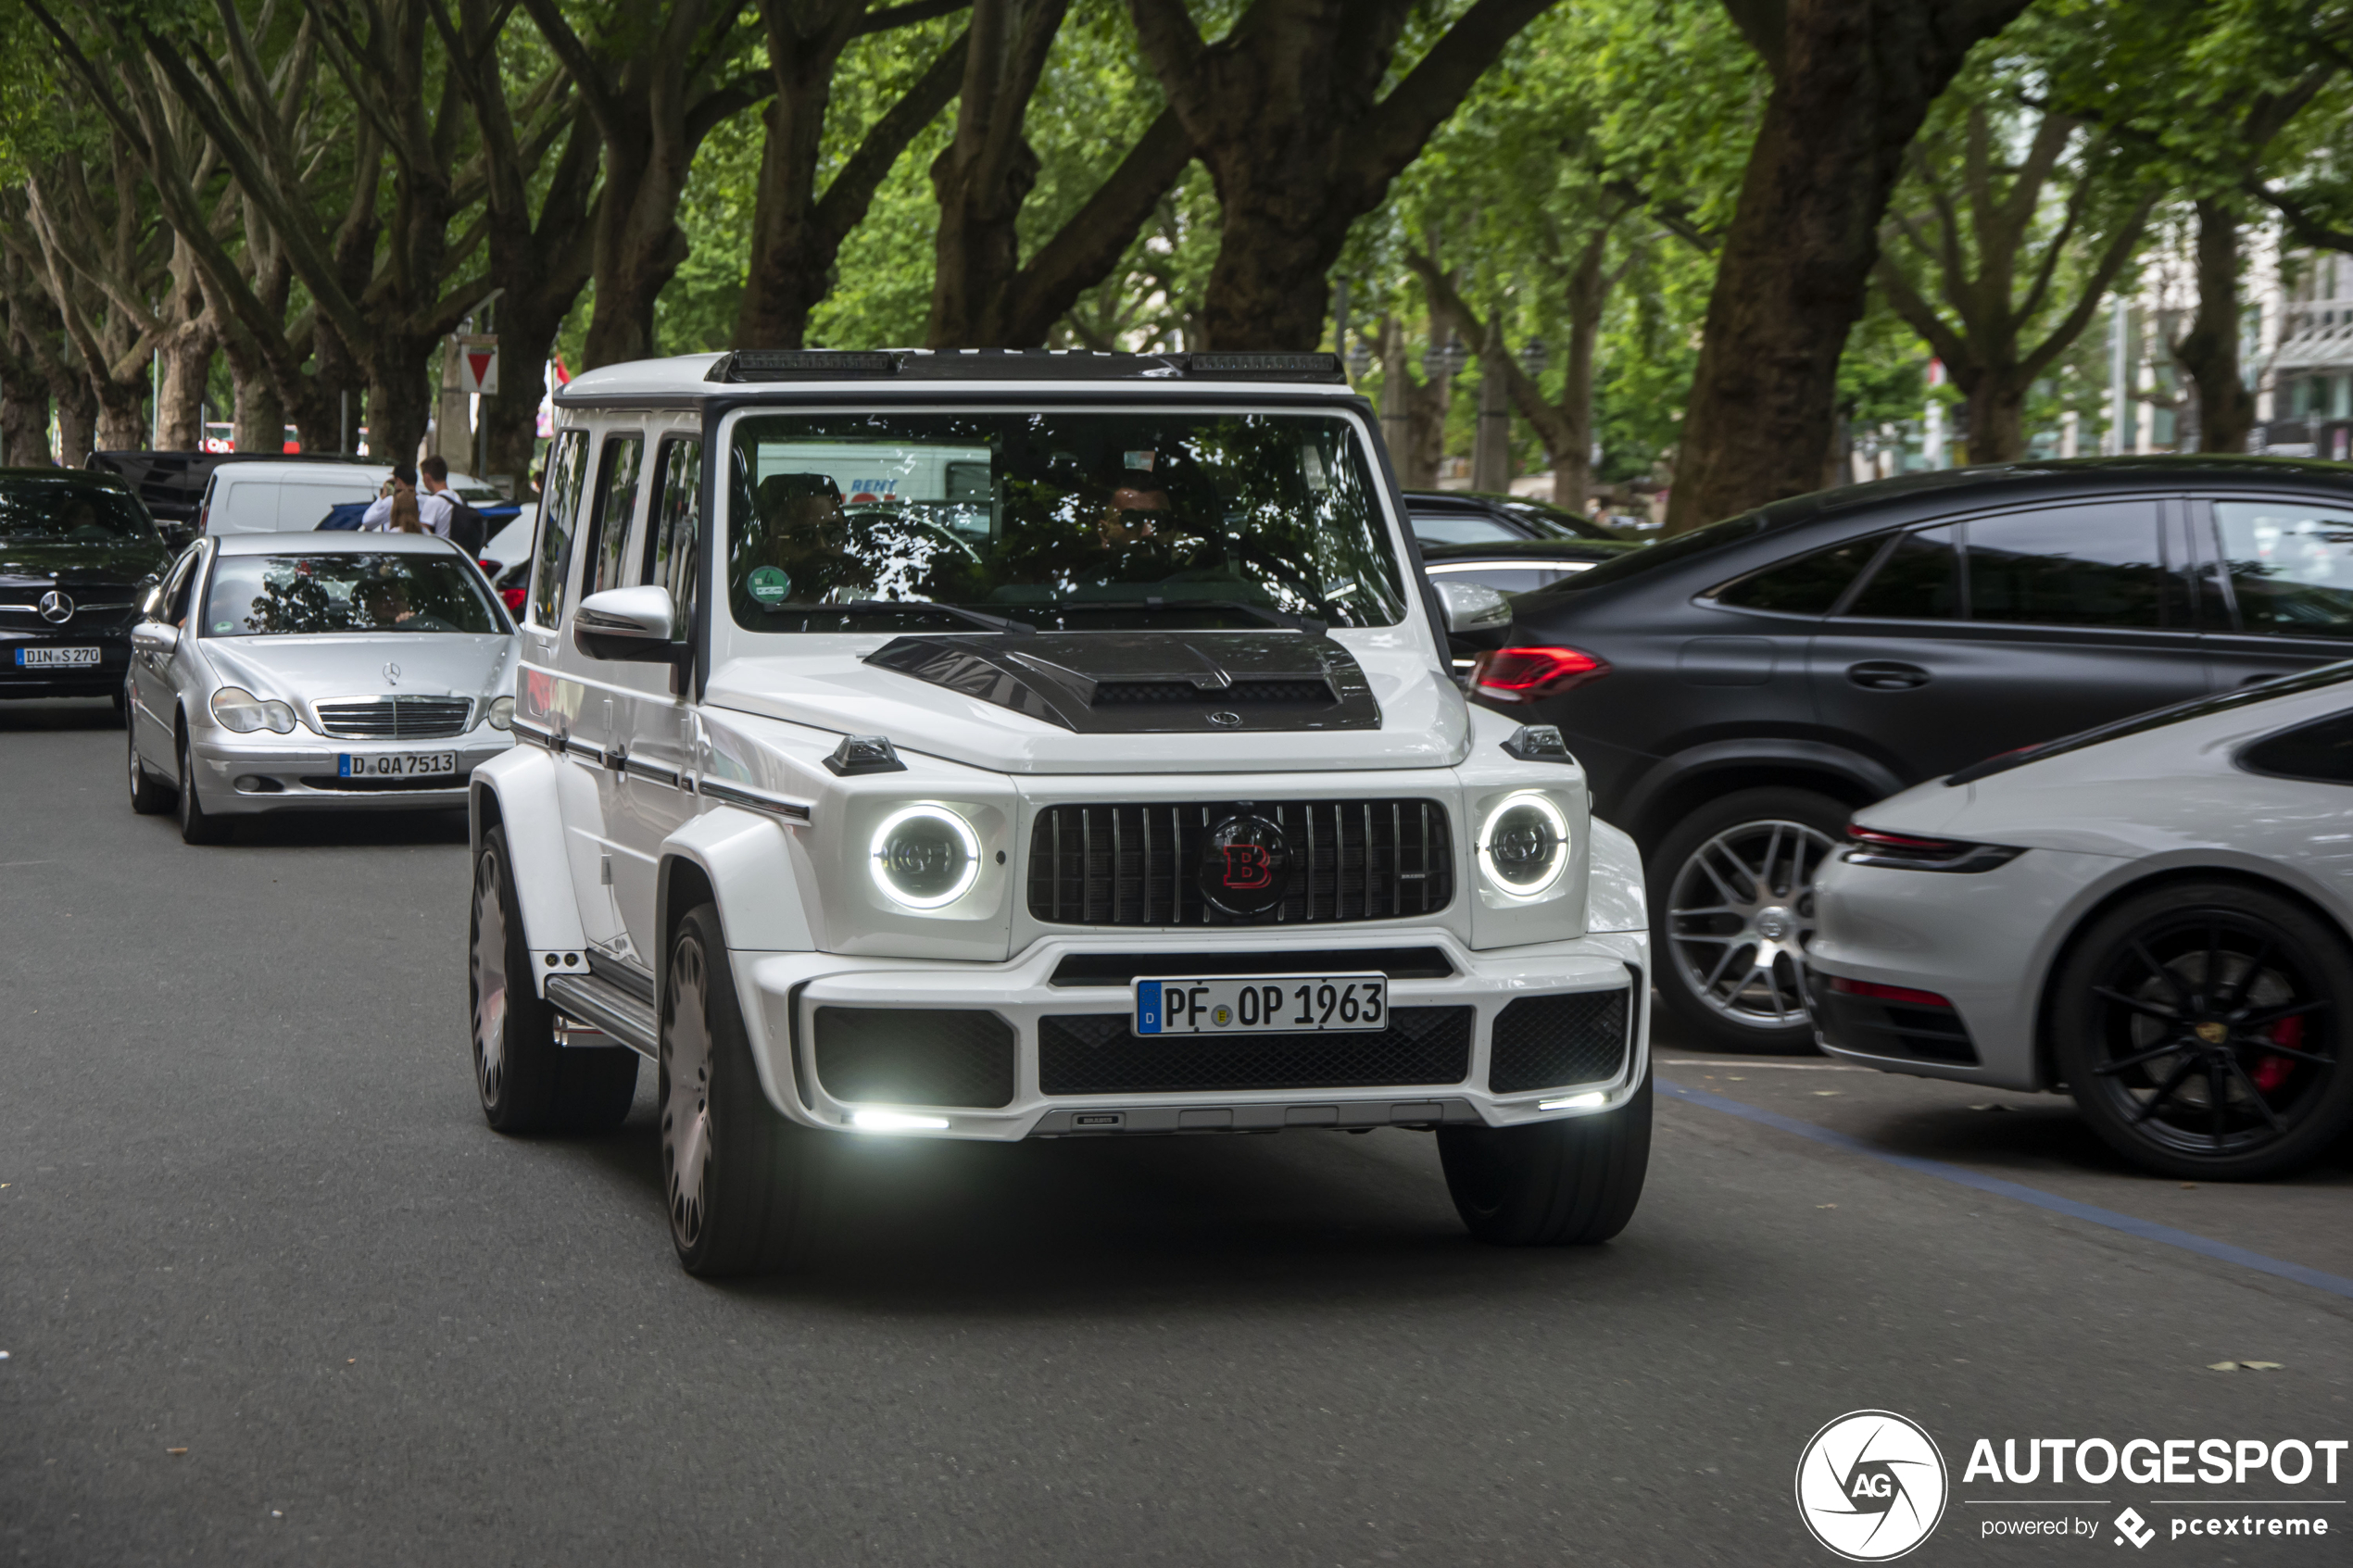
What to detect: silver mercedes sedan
<box><xmin>124</xmin><ymin>532</ymin><xmax>519</xmax><ymax>843</ymax></box>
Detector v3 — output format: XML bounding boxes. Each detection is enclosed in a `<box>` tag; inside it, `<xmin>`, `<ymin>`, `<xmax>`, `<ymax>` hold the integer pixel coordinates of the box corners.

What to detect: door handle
<box><xmin>1846</xmin><ymin>660</ymin><xmax>1930</xmax><ymax>691</ymax></box>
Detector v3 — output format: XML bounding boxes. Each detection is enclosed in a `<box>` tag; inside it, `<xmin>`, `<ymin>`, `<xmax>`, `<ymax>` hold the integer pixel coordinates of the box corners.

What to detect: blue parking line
<box><xmin>1657</xmin><ymin>1077</ymin><xmax>2353</xmax><ymax>1303</ymax></box>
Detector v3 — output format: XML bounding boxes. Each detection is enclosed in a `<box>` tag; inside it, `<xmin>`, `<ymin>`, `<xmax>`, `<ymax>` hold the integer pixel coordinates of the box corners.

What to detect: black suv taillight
<box><xmin>1843</xmin><ymin>824</ymin><xmax>2024</xmax><ymax>874</ymax></box>
<box><xmin>1470</xmin><ymin>646</ymin><xmax>1610</xmax><ymax>704</ymax></box>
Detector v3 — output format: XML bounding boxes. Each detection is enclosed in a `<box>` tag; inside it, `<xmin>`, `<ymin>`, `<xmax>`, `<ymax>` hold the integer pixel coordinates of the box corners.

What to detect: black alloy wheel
<box><xmin>2054</xmin><ymin>883</ymin><xmax>2353</xmax><ymax>1180</ymax></box>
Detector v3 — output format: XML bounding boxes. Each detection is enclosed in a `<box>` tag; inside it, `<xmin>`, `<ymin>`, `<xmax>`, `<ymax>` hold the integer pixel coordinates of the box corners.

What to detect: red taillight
<box><xmin>501</xmin><ymin>586</ymin><xmax>527</xmax><ymax>613</ymax></box>
<box><xmin>1471</xmin><ymin>646</ymin><xmax>1609</xmax><ymax>703</ymax></box>
<box><xmin>1829</xmin><ymin>975</ymin><xmax>1955</xmax><ymax>1010</ymax></box>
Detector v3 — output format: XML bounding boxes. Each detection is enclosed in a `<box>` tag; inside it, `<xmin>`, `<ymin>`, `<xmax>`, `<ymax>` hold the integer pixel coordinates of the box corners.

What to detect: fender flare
<box><xmin>469</xmin><ymin>746</ymin><xmax>585</xmax><ymax>967</ymax></box>
<box><xmin>1617</xmin><ymin>737</ymin><xmax>1906</xmax><ymax>842</ymax></box>
<box><xmin>655</xmin><ymin>804</ymin><xmax>819</xmax><ymax>960</ymax></box>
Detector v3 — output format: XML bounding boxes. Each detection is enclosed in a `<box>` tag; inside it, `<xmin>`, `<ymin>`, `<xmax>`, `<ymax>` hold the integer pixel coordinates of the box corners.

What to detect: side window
<box><xmin>163</xmin><ymin>547</ymin><xmax>202</xmax><ymax>626</ymax></box>
<box><xmin>1714</xmin><ymin>536</ymin><xmax>1882</xmax><ymax>614</ymax></box>
<box><xmin>2240</xmin><ymin>710</ymin><xmax>2353</xmax><ymax>784</ymax></box>
<box><xmin>1410</xmin><ymin>512</ymin><xmax>1520</xmax><ymax>546</ymax></box>
<box><xmin>579</xmin><ymin>433</ymin><xmax>644</xmax><ymax>605</ymax></box>
<box><xmin>2214</xmin><ymin>499</ymin><xmax>2353</xmax><ymax>636</ymax></box>
<box><xmin>644</xmin><ymin>436</ymin><xmax>701</xmax><ymax>633</ymax></box>
<box><xmin>1964</xmin><ymin>502</ymin><xmax>2168</xmax><ymax>628</ymax></box>
<box><xmin>1842</xmin><ymin>525</ymin><xmax>1961</xmax><ymax>621</ymax></box>
<box><xmin>528</xmin><ymin>429</ymin><xmax>590</xmax><ymax>628</ymax></box>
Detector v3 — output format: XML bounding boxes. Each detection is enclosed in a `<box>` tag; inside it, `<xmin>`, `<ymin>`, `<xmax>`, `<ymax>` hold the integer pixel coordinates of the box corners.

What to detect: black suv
<box><xmin>1479</xmin><ymin>457</ymin><xmax>2353</xmax><ymax>1051</ymax></box>
<box><xmin>1403</xmin><ymin>489</ymin><xmax>1640</xmax><ymax>596</ymax></box>
<box><xmin>0</xmin><ymin>470</ymin><xmax>171</xmax><ymax>709</ymax></box>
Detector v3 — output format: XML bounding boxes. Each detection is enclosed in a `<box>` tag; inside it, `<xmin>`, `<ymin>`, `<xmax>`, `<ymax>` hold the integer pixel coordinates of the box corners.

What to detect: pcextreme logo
<box><xmin>1796</xmin><ymin>1411</ymin><xmax>1951</xmax><ymax>1562</ymax></box>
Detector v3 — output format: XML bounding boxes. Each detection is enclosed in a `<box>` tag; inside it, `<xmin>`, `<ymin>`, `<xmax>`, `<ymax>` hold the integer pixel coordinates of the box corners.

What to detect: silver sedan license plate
<box><xmin>1133</xmin><ymin>974</ymin><xmax>1387</xmax><ymax>1036</ymax></box>
<box><xmin>17</xmin><ymin>646</ymin><xmax>100</xmax><ymax>668</ymax></box>
<box><xmin>339</xmin><ymin>751</ymin><xmax>458</xmax><ymax>779</ymax></box>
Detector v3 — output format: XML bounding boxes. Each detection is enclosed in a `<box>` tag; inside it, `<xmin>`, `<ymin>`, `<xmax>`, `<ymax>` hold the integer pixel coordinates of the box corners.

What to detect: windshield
<box><xmin>0</xmin><ymin>483</ymin><xmax>153</xmax><ymax>544</ymax></box>
<box><xmin>724</xmin><ymin>410</ymin><xmax>1406</xmax><ymax>633</ymax></box>
<box><xmin>203</xmin><ymin>552</ymin><xmax>507</xmax><ymax>636</ymax></box>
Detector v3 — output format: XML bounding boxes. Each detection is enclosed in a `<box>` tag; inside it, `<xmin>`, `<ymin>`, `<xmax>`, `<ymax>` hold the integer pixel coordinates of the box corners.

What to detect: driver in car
<box><xmin>353</xmin><ymin>572</ymin><xmax>417</xmax><ymax>628</ymax></box>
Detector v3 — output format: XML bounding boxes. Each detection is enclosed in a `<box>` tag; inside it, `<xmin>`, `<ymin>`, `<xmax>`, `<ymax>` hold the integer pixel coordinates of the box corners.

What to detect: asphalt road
<box><xmin>5</xmin><ymin>696</ymin><xmax>2349</xmax><ymax>1567</ymax></box>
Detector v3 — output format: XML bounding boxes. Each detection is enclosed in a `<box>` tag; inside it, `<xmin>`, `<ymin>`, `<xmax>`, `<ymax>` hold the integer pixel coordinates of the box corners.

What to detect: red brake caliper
<box><xmin>2253</xmin><ymin>1015</ymin><xmax>2299</xmax><ymax>1093</ymax></box>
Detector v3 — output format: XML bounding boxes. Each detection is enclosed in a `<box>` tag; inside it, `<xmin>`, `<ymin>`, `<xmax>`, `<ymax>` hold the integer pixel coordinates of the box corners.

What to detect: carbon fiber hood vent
<box><xmin>862</xmin><ymin>631</ymin><xmax>1381</xmax><ymax>734</ymax></box>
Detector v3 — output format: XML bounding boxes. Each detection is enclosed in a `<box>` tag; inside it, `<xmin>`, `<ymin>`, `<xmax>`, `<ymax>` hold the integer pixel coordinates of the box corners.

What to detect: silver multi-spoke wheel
<box><xmin>471</xmin><ymin>849</ymin><xmax>510</xmax><ymax>1108</ymax></box>
<box><xmin>661</xmin><ymin>932</ymin><xmax>716</xmax><ymax>1253</ymax></box>
<box><xmin>1666</xmin><ymin>817</ymin><xmax>1837</xmax><ymax>1031</ymax></box>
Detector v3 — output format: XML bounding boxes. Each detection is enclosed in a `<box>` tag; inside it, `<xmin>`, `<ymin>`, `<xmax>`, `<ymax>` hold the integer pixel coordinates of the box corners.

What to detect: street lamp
<box><xmin>1346</xmin><ymin>339</ymin><xmax>1374</xmax><ymax>380</ymax></box>
<box><xmin>1423</xmin><ymin>334</ymin><xmax>1469</xmax><ymax>382</ymax></box>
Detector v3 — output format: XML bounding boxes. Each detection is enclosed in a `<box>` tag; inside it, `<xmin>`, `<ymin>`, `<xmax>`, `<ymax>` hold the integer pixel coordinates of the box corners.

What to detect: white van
<box><xmin>199</xmin><ymin>461</ymin><xmax>388</xmax><ymax>534</ymax></box>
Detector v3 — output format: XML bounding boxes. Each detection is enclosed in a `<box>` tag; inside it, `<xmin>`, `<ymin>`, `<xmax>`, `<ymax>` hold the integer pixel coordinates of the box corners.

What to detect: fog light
<box><xmin>234</xmin><ymin>775</ymin><xmax>262</xmax><ymax>792</ymax></box>
<box><xmin>1539</xmin><ymin>1091</ymin><xmax>1607</xmax><ymax>1110</ymax></box>
<box><xmin>850</xmin><ymin>1109</ymin><xmax>950</xmax><ymax>1132</ymax></box>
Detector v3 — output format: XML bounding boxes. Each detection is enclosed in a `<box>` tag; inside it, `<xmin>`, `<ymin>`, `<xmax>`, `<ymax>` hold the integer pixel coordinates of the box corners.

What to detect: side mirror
<box><xmin>1435</xmin><ymin>579</ymin><xmax>1512</xmax><ymax>635</ymax></box>
<box><xmin>573</xmin><ymin>584</ymin><xmax>689</xmax><ymax>667</ymax></box>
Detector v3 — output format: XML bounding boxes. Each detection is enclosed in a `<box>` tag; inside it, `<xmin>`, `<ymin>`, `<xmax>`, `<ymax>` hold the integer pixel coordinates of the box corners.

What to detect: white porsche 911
<box><xmin>125</xmin><ymin>532</ymin><xmax>518</xmax><ymax>843</ymax></box>
<box><xmin>1808</xmin><ymin>663</ymin><xmax>2353</xmax><ymax>1179</ymax></box>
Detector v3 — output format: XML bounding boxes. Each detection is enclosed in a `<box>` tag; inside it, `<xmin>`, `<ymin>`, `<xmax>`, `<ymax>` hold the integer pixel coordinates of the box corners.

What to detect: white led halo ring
<box><xmin>1477</xmin><ymin>791</ymin><xmax>1571</xmax><ymax>897</ymax></box>
<box><xmin>869</xmin><ymin>803</ymin><xmax>983</xmax><ymax>909</ymax></box>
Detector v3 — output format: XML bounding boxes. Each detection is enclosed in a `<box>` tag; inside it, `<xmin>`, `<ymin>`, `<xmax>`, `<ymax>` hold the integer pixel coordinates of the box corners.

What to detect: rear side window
<box><xmin>580</xmin><ymin>433</ymin><xmax>644</xmax><ymax>604</ymax></box>
<box><xmin>1965</xmin><ymin>502</ymin><xmax>2167</xmax><ymax>628</ymax></box>
<box><xmin>2240</xmin><ymin>710</ymin><xmax>2353</xmax><ymax>784</ymax></box>
<box><xmin>1715</xmin><ymin>537</ymin><xmax>1881</xmax><ymax>613</ymax></box>
<box><xmin>528</xmin><ymin>430</ymin><xmax>590</xmax><ymax>627</ymax></box>
<box><xmin>644</xmin><ymin>436</ymin><xmax>701</xmax><ymax>629</ymax></box>
<box><xmin>1843</xmin><ymin>525</ymin><xmax>1961</xmax><ymax>620</ymax></box>
<box><xmin>1411</xmin><ymin>511</ymin><xmax>1520</xmax><ymax>546</ymax></box>
<box><xmin>2214</xmin><ymin>500</ymin><xmax>2353</xmax><ymax>636</ymax></box>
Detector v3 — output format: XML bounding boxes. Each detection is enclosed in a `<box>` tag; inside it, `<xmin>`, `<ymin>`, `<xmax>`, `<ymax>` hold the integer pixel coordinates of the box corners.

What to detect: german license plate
<box><xmin>339</xmin><ymin>751</ymin><xmax>458</xmax><ymax>778</ymax></box>
<box><xmin>16</xmin><ymin>646</ymin><xmax>100</xmax><ymax>668</ymax></box>
<box><xmin>1133</xmin><ymin>974</ymin><xmax>1387</xmax><ymax>1036</ymax></box>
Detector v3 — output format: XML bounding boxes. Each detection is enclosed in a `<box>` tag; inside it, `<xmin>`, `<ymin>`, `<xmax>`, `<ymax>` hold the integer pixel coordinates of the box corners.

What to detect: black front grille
<box><xmin>1091</xmin><ymin>678</ymin><xmax>1333</xmax><ymax>705</ymax></box>
<box><xmin>1038</xmin><ymin>1007</ymin><xmax>1472</xmax><ymax>1094</ymax></box>
<box><xmin>313</xmin><ymin>696</ymin><xmax>472</xmax><ymax>739</ymax></box>
<box><xmin>813</xmin><ymin>1008</ymin><xmax>1016</xmax><ymax>1108</ymax></box>
<box><xmin>1027</xmin><ymin>798</ymin><xmax>1453</xmax><ymax>927</ymax></box>
<box><xmin>1489</xmin><ymin>990</ymin><xmax>1630</xmax><ymax>1094</ymax></box>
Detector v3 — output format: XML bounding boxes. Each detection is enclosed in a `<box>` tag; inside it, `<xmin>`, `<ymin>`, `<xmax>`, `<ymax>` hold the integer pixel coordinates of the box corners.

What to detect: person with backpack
<box><xmin>421</xmin><ymin>455</ymin><xmax>488</xmax><ymax>558</ymax></box>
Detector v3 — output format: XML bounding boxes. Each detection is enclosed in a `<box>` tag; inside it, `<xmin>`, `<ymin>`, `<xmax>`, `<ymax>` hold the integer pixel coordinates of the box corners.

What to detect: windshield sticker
<box><xmin>748</xmin><ymin>565</ymin><xmax>791</xmax><ymax>604</ymax></box>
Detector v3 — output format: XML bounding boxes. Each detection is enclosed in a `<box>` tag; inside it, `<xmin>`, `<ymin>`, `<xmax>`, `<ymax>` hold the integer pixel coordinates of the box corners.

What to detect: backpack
<box><xmin>444</xmin><ymin>498</ymin><xmax>489</xmax><ymax>558</ymax></box>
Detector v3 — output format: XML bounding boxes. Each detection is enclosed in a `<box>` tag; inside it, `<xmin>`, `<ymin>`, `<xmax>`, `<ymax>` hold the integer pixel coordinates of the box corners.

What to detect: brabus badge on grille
<box><xmin>1198</xmin><ymin>813</ymin><xmax>1290</xmax><ymax>916</ymax></box>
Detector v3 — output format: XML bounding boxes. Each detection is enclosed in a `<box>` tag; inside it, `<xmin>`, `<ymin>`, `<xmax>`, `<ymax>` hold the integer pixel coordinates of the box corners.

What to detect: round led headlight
<box><xmin>871</xmin><ymin>805</ymin><xmax>981</xmax><ymax>909</ymax></box>
<box><xmin>209</xmin><ymin>686</ymin><xmax>293</xmax><ymax>734</ymax></box>
<box><xmin>1478</xmin><ymin>792</ymin><xmax>1570</xmax><ymax>897</ymax></box>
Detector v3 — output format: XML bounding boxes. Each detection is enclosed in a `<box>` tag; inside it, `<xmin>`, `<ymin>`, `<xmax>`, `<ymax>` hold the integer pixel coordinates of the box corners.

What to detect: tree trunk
<box><xmin>1405</xmin><ymin>368</ymin><xmax>1450</xmax><ymax>488</ymax></box>
<box><xmin>157</xmin><ymin>322</ymin><xmax>213</xmax><ymax>451</ymax></box>
<box><xmin>1128</xmin><ymin>0</ymin><xmax>1552</xmax><ymax>351</ymax></box>
<box><xmin>2176</xmin><ymin>199</ymin><xmax>2255</xmax><ymax>455</ymax></box>
<box><xmin>226</xmin><ymin>355</ymin><xmax>285</xmax><ymax>456</ymax></box>
<box><xmin>1552</xmin><ymin>235</ymin><xmax>1604</xmax><ymax>513</ymax></box>
<box><xmin>927</xmin><ymin>0</ymin><xmax>1069</xmax><ymax>348</ymax></box>
<box><xmin>52</xmin><ymin>371</ymin><xmax>94</xmax><ymax>465</ymax></box>
<box><xmin>367</xmin><ymin>335</ymin><xmax>436</xmax><ymax>470</ymax></box>
<box><xmin>94</xmin><ymin>377</ymin><xmax>145</xmax><ymax>452</ymax></box>
<box><xmin>1664</xmin><ymin>0</ymin><xmax>2030</xmax><ymax>534</ymax></box>
<box><xmin>1377</xmin><ymin>315</ymin><xmax>1409</xmax><ymax>465</ymax></box>
<box><xmin>1960</xmin><ymin>370</ymin><xmax>2030</xmax><ymax>464</ymax></box>
<box><xmin>3</xmin><ymin>374</ymin><xmax>48</xmax><ymax>465</ymax></box>
<box><xmin>1469</xmin><ymin>323</ymin><xmax>1511</xmax><ymax>493</ymax></box>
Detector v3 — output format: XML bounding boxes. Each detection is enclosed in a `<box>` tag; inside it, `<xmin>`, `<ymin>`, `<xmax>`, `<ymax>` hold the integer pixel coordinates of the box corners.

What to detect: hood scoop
<box><xmin>862</xmin><ymin>631</ymin><xmax>1382</xmax><ymax>734</ymax></box>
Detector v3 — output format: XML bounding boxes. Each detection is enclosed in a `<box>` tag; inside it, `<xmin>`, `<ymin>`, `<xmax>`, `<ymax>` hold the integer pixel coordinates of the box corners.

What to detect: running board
<box><xmin>546</xmin><ymin>972</ymin><xmax>658</xmax><ymax>1060</ymax></box>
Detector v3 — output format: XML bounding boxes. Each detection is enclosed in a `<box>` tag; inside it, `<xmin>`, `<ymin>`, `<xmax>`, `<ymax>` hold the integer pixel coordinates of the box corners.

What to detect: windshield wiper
<box><xmin>1043</xmin><ymin>597</ymin><xmax>1326</xmax><ymax>633</ymax></box>
<box><xmin>767</xmin><ymin>599</ymin><xmax>1036</xmax><ymax>634</ymax></box>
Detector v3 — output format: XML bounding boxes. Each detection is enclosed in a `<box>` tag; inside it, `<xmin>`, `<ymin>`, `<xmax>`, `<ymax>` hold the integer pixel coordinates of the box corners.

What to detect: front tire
<box><xmin>175</xmin><ymin>725</ymin><xmax>231</xmax><ymax>845</ymax></box>
<box><xmin>2053</xmin><ymin>882</ymin><xmax>2353</xmax><ymax>1180</ymax></box>
<box><xmin>1437</xmin><ymin>1070</ymin><xmax>1653</xmax><ymax>1245</ymax></box>
<box><xmin>1650</xmin><ymin>786</ymin><xmax>1846</xmax><ymax>1053</ymax></box>
<box><xmin>661</xmin><ymin>904</ymin><xmax>827</xmax><ymax>1277</ymax></box>
<box><xmin>128</xmin><ymin>711</ymin><xmax>171</xmax><ymax>814</ymax></box>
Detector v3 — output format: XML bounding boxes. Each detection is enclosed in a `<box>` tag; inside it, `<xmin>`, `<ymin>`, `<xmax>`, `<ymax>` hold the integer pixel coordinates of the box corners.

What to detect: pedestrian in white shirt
<box><xmin>360</xmin><ymin>463</ymin><xmax>455</xmax><ymax>535</ymax></box>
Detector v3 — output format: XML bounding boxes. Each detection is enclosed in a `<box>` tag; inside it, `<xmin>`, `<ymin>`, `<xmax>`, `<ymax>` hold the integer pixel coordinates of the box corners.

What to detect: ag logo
<box><xmin>1794</xmin><ymin>1411</ymin><xmax>1947</xmax><ymax>1562</ymax></box>
<box><xmin>1197</xmin><ymin>813</ymin><xmax>1290</xmax><ymax>916</ymax></box>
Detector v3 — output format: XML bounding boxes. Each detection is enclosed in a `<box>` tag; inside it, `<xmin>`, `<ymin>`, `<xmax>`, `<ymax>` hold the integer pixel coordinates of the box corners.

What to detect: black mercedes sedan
<box><xmin>0</xmin><ymin>470</ymin><xmax>171</xmax><ymax>709</ymax></box>
<box><xmin>1476</xmin><ymin>457</ymin><xmax>2353</xmax><ymax>1052</ymax></box>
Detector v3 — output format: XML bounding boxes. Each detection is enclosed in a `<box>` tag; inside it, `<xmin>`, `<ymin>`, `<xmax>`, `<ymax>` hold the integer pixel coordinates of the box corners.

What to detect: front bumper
<box><xmin>731</xmin><ymin>928</ymin><xmax>1650</xmax><ymax>1140</ymax></box>
<box><xmin>187</xmin><ymin>726</ymin><xmax>514</xmax><ymax>812</ymax></box>
<box><xmin>1806</xmin><ymin>847</ymin><xmax>2127</xmax><ymax>1090</ymax></box>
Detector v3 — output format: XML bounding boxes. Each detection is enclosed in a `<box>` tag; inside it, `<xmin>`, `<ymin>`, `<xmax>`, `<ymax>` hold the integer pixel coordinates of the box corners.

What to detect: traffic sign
<box><xmin>457</xmin><ymin>335</ymin><xmax>498</xmax><ymax>395</ymax></box>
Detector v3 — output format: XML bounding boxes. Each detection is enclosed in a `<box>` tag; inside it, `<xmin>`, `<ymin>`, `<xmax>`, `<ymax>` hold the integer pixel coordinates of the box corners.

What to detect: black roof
<box><xmin>1772</xmin><ymin>454</ymin><xmax>2353</xmax><ymax>525</ymax></box>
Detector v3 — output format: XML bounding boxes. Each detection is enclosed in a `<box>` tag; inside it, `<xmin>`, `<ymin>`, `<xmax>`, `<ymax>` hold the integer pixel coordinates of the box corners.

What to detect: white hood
<box><xmin>200</xmin><ymin>633</ymin><xmax>514</xmax><ymax>706</ymax></box>
<box><xmin>702</xmin><ymin>627</ymin><xmax>1471</xmax><ymax>774</ymax></box>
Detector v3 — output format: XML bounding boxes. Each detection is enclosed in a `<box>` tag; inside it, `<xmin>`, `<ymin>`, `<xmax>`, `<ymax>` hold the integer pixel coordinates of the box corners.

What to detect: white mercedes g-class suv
<box><xmin>467</xmin><ymin>348</ymin><xmax>1651</xmax><ymax>1275</ymax></box>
